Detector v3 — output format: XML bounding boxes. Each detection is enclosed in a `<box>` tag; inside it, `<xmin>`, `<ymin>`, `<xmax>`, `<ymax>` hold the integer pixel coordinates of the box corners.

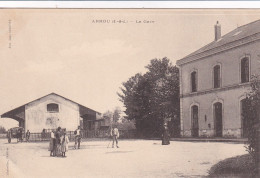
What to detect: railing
<box><xmin>20</xmin><ymin>129</ymin><xmax>137</xmax><ymax>142</ymax></box>
<box><xmin>0</xmin><ymin>133</ymin><xmax>7</xmax><ymax>139</ymax></box>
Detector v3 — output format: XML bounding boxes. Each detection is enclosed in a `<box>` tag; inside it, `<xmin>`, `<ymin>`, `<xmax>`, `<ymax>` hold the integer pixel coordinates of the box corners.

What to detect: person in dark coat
<box><xmin>26</xmin><ymin>130</ymin><xmax>30</xmax><ymax>142</ymax></box>
<box><xmin>55</xmin><ymin>127</ymin><xmax>62</xmax><ymax>157</ymax></box>
<box><xmin>18</xmin><ymin>128</ymin><xmax>23</xmax><ymax>142</ymax></box>
<box><xmin>162</xmin><ymin>123</ymin><xmax>170</xmax><ymax>145</ymax></box>
<box><xmin>74</xmin><ymin>126</ymin><xmax>81</xmax><ymax>149</ymax></box>
<box><xmin>7</xmin><ymin>129</ymin><xmax>11</xmax><ymax>143</ymax></box>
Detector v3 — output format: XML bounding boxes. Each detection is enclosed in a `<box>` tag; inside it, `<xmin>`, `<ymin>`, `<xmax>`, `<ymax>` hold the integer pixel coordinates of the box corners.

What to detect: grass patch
<box><xmin>208</xmin><ymin>154</ymin><xmax>255</xmax><ymax>177</ymax></box>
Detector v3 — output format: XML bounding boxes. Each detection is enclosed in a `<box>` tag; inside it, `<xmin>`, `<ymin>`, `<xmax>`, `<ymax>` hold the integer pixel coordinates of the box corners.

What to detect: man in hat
<box><xmin>110</xmin><ymin>125</ymin><xmax>120</xmax><ymax>148</ymax></box>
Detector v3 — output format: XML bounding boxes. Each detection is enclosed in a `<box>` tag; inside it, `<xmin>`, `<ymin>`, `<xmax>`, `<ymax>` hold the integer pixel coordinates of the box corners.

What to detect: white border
<box><xmin>0</xmin><ymin>1</ymin><xmax>260</xmax><ymax>9</ymax></box>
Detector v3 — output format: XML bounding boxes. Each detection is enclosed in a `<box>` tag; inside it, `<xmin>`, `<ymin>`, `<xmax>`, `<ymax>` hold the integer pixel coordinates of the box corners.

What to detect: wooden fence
<box><xmin>0</xmin><ymin>133</ymin><xmax>7</xmax><ymax>139</ymax></box>
<box><xmin>24</xmin><ymin>129</ymin><xmax>137</xmax><ymax>142</ymax></box>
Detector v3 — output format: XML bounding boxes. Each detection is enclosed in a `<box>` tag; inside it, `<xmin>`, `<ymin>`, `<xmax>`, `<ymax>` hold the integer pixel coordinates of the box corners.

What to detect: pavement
<box><xmin>0</xmin><ymin>139</ymin><xmax>247</xmax><ymax>178</ymax></box>
<box><xmin>171</xmin><ymin>137</ymin><xmax>248</xmax><ymax>143</ymax></box>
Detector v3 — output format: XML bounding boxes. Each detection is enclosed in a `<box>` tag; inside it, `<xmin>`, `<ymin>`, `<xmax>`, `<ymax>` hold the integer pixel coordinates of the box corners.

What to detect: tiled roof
<box><xmin>177</xmin><ymin>19</ymin><xmax>260</xmax><ymax>65</ymax></box>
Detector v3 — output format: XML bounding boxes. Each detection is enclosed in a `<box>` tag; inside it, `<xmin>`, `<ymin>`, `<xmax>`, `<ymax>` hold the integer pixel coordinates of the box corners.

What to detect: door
<box><xmin>241</xmin><ymin>99</ymin><xmax>249</xmax><ymax>138</ymax></box>
<box><xmin>191</xmin><ymin>105</ymin><xmax>199</xmax><ymax>137</ymax></box>
<box><xmin>214</xmin><ymin>102</ymin><xmax>223</xmax><ymax>137</ymax></box>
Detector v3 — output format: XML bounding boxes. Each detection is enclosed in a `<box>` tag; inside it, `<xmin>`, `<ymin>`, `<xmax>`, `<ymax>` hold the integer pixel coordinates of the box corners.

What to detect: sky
<box><xmin>0</xmin><ymin>9</ymin><xmax>260</xmax><ymax>128</ymax></box>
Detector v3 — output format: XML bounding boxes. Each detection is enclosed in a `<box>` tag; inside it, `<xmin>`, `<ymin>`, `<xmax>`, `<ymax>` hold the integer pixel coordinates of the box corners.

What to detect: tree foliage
<box><xmin>244</xmin><ymin>74</ymin><xmax>260</xmax><ymax>175</ymax></box>
<box><xmin>0</xmin><ymin>126</ymin><xmax>7</xmax><ymax>133</ymax></box>
<box><xmin>102</xmin><ymin>108</ymin><xmax>136</xmax><ymax>130</ymax></box>
<box><xmin>118</xmin><ymin>58</ymin><xmax>180</xmax><ymax>137</ymax></box>
<box><xmin>113</xmin><ymin>107</ymin><xmax>121</xmax><ymax>123</ymax></box>
<box><xmin>117</xmin><ymin>117</ymin><xmax>136</xmax><ymax>130</ymax></box>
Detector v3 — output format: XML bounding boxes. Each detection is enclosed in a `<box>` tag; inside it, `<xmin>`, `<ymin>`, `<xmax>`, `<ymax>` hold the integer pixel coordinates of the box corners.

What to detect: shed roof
<box><xmin>1</xmin><ymin>93</ymin><xmax>101</xmax><ymax>121</ymax></box>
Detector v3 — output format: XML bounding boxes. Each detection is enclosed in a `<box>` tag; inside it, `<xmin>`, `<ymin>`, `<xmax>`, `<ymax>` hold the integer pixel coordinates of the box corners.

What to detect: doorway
<box><xmin>241</xmin><ymin>99</ymin><xmax>249</xmax><ymax>138</ymax></box>
<box><xmin>214</xmin><ymin>102</ymin><xmax>223</xmax><ymax>137</ymax></box>
<box><xmin>191</xmin><ymin>105</ymin><xmax>199</xmax><ymax>137</ymax></box>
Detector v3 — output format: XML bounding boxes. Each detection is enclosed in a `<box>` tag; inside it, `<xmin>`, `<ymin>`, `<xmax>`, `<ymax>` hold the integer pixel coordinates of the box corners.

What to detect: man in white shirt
<box><xmin>110</xmin><ymin>125</ymin><xmax>119</xmax><ymax>148</ymax></box>
<box><xmin>74</xmin><ymin>126</ymin><xmax>81</xmax><ymax>149</ymax></box>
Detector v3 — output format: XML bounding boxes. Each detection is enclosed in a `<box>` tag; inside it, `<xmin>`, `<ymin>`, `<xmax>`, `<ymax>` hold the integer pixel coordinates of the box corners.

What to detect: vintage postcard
<box><xmin>0</xmin><ymin>8</ymin><xmax>259</xmax><ymax>178</ymax></box>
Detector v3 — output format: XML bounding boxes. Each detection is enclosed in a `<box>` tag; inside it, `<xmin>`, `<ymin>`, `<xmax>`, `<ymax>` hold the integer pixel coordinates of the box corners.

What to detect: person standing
<box><xmin>7</xmin><ymin>129</ymin><xmax>11</xmax><ymax>143</ymax></box>
<box><xmin>110</xmin><ymin>125</ymin><xmax>119</xmax><ymax>148</ymax></box>
<box><xmin>26</xmin><ymin>130</ymin><xmax>30</xmax><ymax>142</ymax></box>
<box><xmin>41</xmin><ymin>129</ymin><xmax>46</xmax><ymax>141</ymax></box>
<box><xmin>61</xmin><ymin>132</ymin><xmax>69</xmax><ymax>157</ymax></box>
<box><xmin>49</xmin><ymin>130</ymin><xmax>56</xmax><ymax>156</ymax></box>
<box><xmin>55</xmin><ymin>127</ymin><xmax>62</xmax><ymax>157</ymax></box>
<box><xmin>162</xmin><ymin>123</ymin><xmax>170</xmax><ymax>145</ymax></box>
<box><xmin>74</xmin><ymin>126</ymin><xmax>81</xmax><ymax>149</ymax></box>
<box><xmin>17</xmin><ymin>128</ymin><xmax>23</xmax><ymax>142</ymax></box>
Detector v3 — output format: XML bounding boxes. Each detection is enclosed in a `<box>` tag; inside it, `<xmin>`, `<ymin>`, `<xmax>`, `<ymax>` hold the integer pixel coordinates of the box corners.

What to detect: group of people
<box><xmin>49</xmin><ymin>126</ymin><xmax>81</xmax><ymax>158</ymax></box>
<box><xmin>7</xmin><ymin>128</ymin><xmax>30</xmax><ymax>143</ymax></box>
<box><xmin>49</xmin><ymin>127</ymin><xmax>69</xmax><ymax>157</ymax></box>
<box><xmin>8</xmin><ymin>123</ymin><xmax>168</xmax><ymax>158</ymax></box>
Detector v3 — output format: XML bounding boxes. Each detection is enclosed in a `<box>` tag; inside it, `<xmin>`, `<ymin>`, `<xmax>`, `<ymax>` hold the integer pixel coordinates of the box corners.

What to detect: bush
<box><xmin>208</xmin><ymin>154</ymin><xmax>254</xmax><ymax>177</ymax></box>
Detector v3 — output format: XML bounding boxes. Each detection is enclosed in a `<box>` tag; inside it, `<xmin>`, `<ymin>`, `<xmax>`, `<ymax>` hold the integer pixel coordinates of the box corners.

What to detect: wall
<box><xmin>180</xmin><ymin>41</ymin><xmax>260</xmax><ymax>95</ymax></box>
<box><xmin>25</xmin><ymin>94</ymin><xmax>80</xmax><ymax>132</ymax></box>
<box><xmin>179</xmin><ymin>41</ymin><xmax>260</xmax><ymax>138</ymax></box>
<box><xmin>181</xmin><ymin>86</ymin><xmax>249</xmax><ymax>138</ymax></box>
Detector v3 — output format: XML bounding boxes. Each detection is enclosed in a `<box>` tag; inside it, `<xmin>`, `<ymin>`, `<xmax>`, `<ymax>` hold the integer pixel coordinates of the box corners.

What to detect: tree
<box><xmin>117</xmin><ymin>117</ymin><xmax>136</xmax><ymax>130</ymax></box>
<box><xmin>118</xmin><ymin>57</ymin><xmax>180</xmax><ymax>137</ymax></box>
<box><xmin>103</xmin><ymin>107</ymin><xmax>123</xmax><ymax>126</ymax></box>
<box><xmin>0</xmin><ymin>126</ymin><xmax>7</xmax><ymax>133</ymax></box>
<box><xmin>244</xmin><ymin>74</ymin><xmax>260</xmax><ymax>175</ymax></box>
<box><xmin>113</xmin><ymin>107</ymin><xmax>121</xmax><ymax>123</ymax></box>
<box><xmin>102</xmin><ymin>110</ymin><xmax>113</xmax><ymax>126</ymax></box>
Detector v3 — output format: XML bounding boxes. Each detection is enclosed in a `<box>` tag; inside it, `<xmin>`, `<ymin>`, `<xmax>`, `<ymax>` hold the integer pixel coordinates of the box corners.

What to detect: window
<box><xmin>47</xmin><ymin>103</ymin><xmax>59</xmax><ymax>112</ymax></box>
<box><xmin>191</xmin><ymin>71</ymin><xmax>197</xmax><ymax>92</ymax></box>
<box><xmin>213</xmin><ymin>65</ymin><xmax>221</xmax><ymax>88</ymax></box>
<box><xmin>241</xmin><ymin>57</ymin><xmax>249</xmax><ymax>83</ymax></box>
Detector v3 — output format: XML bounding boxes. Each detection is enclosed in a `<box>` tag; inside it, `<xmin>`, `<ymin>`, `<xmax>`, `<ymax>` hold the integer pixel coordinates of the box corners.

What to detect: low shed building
<box><xmin>1</xmin><ymin>93</ymin><xmax>101</xmax><ymax>133</ymax></box>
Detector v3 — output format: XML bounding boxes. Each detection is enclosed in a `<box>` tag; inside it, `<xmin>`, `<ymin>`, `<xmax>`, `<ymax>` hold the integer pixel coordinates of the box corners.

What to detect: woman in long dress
<box><xmin>61</xmin><ymin>132</ymin><xmax>69</xmax><ymax>157</ymax></box>
<box><xmin>162</xmin><ymin>124</ymin><xmax>170</xmax><ymax>145</ymax></box>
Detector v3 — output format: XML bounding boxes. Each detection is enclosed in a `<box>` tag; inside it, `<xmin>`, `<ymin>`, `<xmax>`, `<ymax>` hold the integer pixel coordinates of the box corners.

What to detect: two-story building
<box><xmin>176</xmin><ymin>20</ymin><xmax>260</xmax><ymax>138</ymax></box>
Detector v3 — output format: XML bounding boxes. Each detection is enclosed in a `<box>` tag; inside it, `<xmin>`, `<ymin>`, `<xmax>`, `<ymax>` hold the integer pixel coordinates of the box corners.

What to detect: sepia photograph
<box><xmin>0</xmin><ymin>8</ymin><xmax>259</xmax><ymax>178</ymax></box>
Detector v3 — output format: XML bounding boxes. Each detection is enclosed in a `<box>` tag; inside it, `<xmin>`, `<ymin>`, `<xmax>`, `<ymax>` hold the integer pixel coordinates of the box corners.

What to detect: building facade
<box><xmin>1</xmin><ymin>93</ymin><xmax>101</xmax><ymax>132</ymax></box>
<box><xmin>176</xmin><ymin>20</ymin><xmax>260</xmax><ymax>138</ymax></box>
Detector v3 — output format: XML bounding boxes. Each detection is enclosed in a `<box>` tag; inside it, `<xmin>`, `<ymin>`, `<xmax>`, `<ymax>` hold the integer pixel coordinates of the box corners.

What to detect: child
<box><xmin>61</xmin><ymin>132</ymin><xmax>69</xmax><ymax>157</ymax></box>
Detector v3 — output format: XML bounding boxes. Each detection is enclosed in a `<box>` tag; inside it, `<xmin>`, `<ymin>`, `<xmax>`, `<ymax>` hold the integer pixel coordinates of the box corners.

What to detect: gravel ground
<box><xmin>0</xmin><ymin>139</ymin><xmax>247</xmax><ymax>178</ymax></box>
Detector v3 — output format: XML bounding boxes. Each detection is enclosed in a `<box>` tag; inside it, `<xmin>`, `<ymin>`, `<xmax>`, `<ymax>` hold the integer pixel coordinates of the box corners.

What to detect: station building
<box><xmin>176</xmin><ymin>20</ymin><xmax>260</xmax><ymax>138</ymax></box>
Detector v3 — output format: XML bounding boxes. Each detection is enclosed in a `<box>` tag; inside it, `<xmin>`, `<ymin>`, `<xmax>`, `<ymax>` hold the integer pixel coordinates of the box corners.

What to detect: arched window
<box><xmin>47</xmin><ymin>103</ymin><xmax>59</xmax><ymax>112</ymax></box>
<box><xmin>213</xmin><ymin>65</ymin><xmax>220</xmax><ymax>88</ymax></box>
<box><xmin>241</xmin><ymin>57</ymin><xmax>249</xmax><ymax>83</ymax></box>
<box><xmin>191</xmin><ymin>71</ymin><xmax>197</xmax><ymax>92</ymax></box>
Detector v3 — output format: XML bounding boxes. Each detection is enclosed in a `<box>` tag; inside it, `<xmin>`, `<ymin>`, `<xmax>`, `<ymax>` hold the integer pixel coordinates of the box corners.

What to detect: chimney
<box><xmin>214</xmin><ymin>21</ymin><xmax>221</xmax><ymax>41</ymax></box>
